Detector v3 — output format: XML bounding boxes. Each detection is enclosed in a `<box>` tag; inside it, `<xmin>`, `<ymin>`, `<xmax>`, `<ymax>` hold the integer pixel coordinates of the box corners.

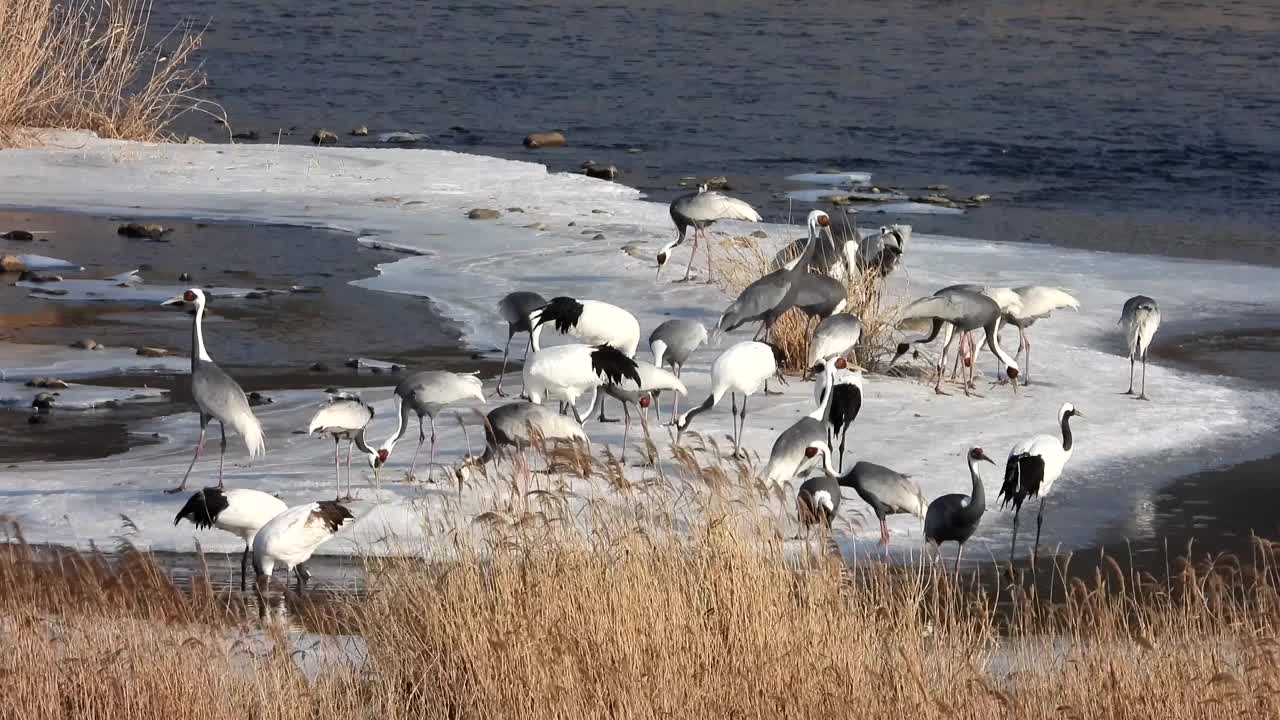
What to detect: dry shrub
<box><xmin>0</xmin><ymin>0</ymin><xmax>210</xmax><ymax>145</ymax></box>
<box><xmin>4</xmin><ymin>448</ymin><xmax>1280</xmax><ymax>719</ymax></box>
<box><xmin>713</xmin><ymin>225</ymin><xmax>908</xmax><ymax>374</ymax></box>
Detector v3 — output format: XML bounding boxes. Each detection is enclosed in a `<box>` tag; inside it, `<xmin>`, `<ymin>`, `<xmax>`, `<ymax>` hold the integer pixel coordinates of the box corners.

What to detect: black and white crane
<box><xmin>999</xmin><ymin>402</ymin><xmax>1083</xmax><ymax>564</ymax></box>
<box><xmin>812</xmin><ymin>362</ymin><xmax>863</xmax><ymax>470</ymax></box>
<box><xmin>252</xmin><ymin>499</ymin><xmax>356</xmax><ymax>615</ymax></box>
<box><xmin>675</xmin><ymin>340</ymin><xmax>785</xmax><ymax>458</ymax></box>
<box><xmin>160</xmin><ymin>288</ymin><xmax>265</xmax><ymax>494</ymax></box>
<box><xmin>174</xmin><ymin>487</ymin><xmax>287</xmax><ymax>591</ymax></box>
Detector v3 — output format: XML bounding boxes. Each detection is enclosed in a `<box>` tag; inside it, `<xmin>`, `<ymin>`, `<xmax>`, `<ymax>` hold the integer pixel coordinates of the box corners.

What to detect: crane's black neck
<box><xmin>680</xmin><ymin>394</ymin><xmax>716</xmax><ymax>429</ymax></box>
<box><xmin>1060</xmin><ymin>412</ymin><xmax>1074</xmax><ymax>452</ymax></box>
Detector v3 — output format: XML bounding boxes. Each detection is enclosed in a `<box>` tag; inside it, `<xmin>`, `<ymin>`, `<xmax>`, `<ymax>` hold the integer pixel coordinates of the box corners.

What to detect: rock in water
<box><xmin>467</xmin><ymin>208</ymin><xmax>501</xmax><ymax>220</ymax></box>
<box><xmin>377</xmin><ymin>131</ymin><xmax>427</xmax><ymax>144</ymax></box>
<box><xmin>582</xmin><ymin>162</ymin><xmax>619</xmax><ymax>181</ymax></box>
<box><xmin>523</xmin><ymin>131</ymin><xmax>566</xmax><ymax>149</ymax></box>
<box><xmin>71</xmin><ymin>338</ymin><xmax>100</xmax><ymax>350</ymax></box>
<box><xmin>2</xmin><ymin>230</ymin><xmax>34</xmax><ymax>241</ymax></box>
<box><xmin>117</xmin><ymin>223</ymin><xmax>169</xmax><ymax>240</ymax></box>
<box><xmin>349</xmin><ymin>125</ymin><xmax>369</xmax><ymax>136</ymax></box>
<box><xmin>136</xmin><ymin>347</ymin><xmax>169</xmax><ymax>358</ymax></box>
<box><xmin>232</xmin><ymin>130</ymin><xmax>260</xmax><ymax>141</ymax></box>
<box><xmin>312</xmin><ymin>129</ymin><xmax>339</xmax><ymax>145</ymax></box>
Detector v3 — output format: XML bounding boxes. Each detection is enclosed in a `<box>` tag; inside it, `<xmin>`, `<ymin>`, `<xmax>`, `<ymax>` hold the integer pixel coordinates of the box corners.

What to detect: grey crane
<box><xmin>925</xmin><ymin>447</ymin><xmax>994</xmax><ymax>583</ymax></box>
<box><xmin>858</xmin><ymin>225</ymin><xmax>909</xmax><ymax>278</ymax></box>
<box><xmin>791</xmin><ymin>273</ymin><xmax>848</xmax><ymax>322</ymax></box>
<box><xmin>716</xmin><ymin>210</ymin><xmax>830</xmax><ymax>340</ymax></box>
<box><xmin>949</xmin><ymin>285</ymin><xmax>1080</xmax><ymax>386</ymax></box>
<box><xmin>307</xmin><ymin>392</ymin><xmax>376</xmax><ymax>500</ymax></box>
<box><xmin>769</xmin><ymin>211</ymin><xmax>859</xmax><ymax>280</ymax></box>
<box><xmin>761</xmin><ymin>356</ymin><xmax>839</xmax><ymax>486</ymax></box>
<box><xmin>808</xmin><ymin>313</ymin><xmax>863</xmax><ymax>368</ymax></box>
<box><xmin>496</xmin><ymin>290</ymin><xmax>547</xmax><ymax>398</ymax></box>
<box><xmin>600</xmin><ymin>360</ymin><xmax>686</xmax><ymax>461</ymax></box>
<box><xmin>891</xmin><ymin>289</ymin><xmax>1020</xmax><ymax>396</ymax></box>
<box><xmin>160</xmin><ymin>289</ymin><xmax>265</xmax><ymax>494</ymax></box>
<box><xmin>657</xmin><ymin>185</ymin><xmax>762</xmax><ymax>283</ymax></box>
<box><xmin>1121</xmin><ymin>295</ymin><xmax>1161</xmax><ymax>400</ymax></box>
<box><xmin>804</xmin><ymin>441</ymin><xmax>927</xmax><ymax>548</ymax></box>
<box><xmin>376</xmin><ymin>371</ymin><xmax>485</xmax><ymax>481</ymax></box>
<box><xmin>456</xmin><ymin>401</ymin><xmax>589</xmax><ymax>480</ymax></box>
<box><xmin>649</xmin><ymin>318</ymin><xmax>708</xmax><ymax>421</ymax></box>
<box><xmin>795</xmin><ymin>470</ymin><xmax>842</xmax><ymax>533</ymax></box>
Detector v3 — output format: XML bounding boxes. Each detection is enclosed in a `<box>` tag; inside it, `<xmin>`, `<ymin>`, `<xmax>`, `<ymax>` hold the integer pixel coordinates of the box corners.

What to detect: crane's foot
<box><xmin>1135</xmin><ymin>394</ymin><xmax>1151</xmax><ymax>401</ymax></box>
<box><xmin>1122</xmin><ymin>388</ymin><xmax>1135</xmax><ymax>395</ymax></box>
<box><xmin>596</xmin><ymin>415</ymin><xmax>621</xmax><ymax>424</ymax></box>
<box><xmin>964</xmin><ymin>388</ymin><xmax>985</xmax><ymax>398</ymax></box>
<box><xmin>495</xmin><ymin>388</ymin><xmax>510</xmax><ymax>398</ymax></box>
<box><xmin>934</xmin><ymin>387</ymin><xmax>949</xmax><ymax>396</ymax></box>
<box><xmin>163</xmin><ymin>485</ymin><xmax>187</xmax><ymax>495</ymax></box>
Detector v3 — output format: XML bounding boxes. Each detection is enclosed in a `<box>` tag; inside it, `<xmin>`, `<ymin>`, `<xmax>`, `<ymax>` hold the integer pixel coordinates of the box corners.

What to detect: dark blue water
<box><xmin>159</xmin><ymin>0</ymin><xmax>1280</xmax><ymax>263</ymax></box>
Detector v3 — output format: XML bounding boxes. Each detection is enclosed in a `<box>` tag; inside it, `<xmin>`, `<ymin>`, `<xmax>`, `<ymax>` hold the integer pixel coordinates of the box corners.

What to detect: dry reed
<box><xmin>3</xmin><ymin>440</ymin><xmax>1280</xmax><ymax>719</ymax></box>
<box><xmin>0</xmin><ymin>0</ymin><xmax>210</xmax><ymax>146</ymax></box>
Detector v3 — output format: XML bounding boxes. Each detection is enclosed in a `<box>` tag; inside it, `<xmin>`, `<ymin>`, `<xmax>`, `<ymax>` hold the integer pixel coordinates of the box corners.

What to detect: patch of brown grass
<box><xmin>713</xmin><ymin>226</ymin><xmax>908</xmax><ymax>374</ymax></box>
<box><xmin>0</xmin><ymin>0</ymin><xmax>211</xmax><ymax>146</ymax></box>
<box><xmin>3</xmin><ymin>446</ymin><xmax>1280</xmax><ymax>719</ymax></box>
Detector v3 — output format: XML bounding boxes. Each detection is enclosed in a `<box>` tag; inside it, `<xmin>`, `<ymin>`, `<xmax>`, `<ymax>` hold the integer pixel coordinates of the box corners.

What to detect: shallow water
<box><xmin>156</xmin><ymin>0</ymin><xmax>1280</xmax><ymax>264</ymax></box>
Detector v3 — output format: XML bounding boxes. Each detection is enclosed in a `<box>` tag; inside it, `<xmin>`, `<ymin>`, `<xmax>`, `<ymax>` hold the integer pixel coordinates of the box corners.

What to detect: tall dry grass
<box><xmin>713</xmin><ymin>225</ymin><xmax>908</xmax><ymax>374</ymax></box>
<box><xmin>0</xmin><ymin>0</ymin><xmax>209</xmax><ymax>146</ymax></box>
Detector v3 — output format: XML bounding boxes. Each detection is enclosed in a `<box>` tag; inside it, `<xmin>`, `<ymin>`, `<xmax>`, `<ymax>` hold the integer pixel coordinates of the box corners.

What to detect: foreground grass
<box><xmin>0</xmin><ymin>0</ymin><xmax>207</xmax><ymax>146</ymax></box>
<box><xmin>4</xmin><ymin>508</ymin><xmax>1280</xmax><ymax>718</ymax></box>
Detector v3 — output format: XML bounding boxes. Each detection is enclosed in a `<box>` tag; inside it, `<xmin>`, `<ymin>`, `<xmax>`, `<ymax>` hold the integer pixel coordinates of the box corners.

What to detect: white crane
<box><xmin>675</xmin><ymin>340</ymin><xmax>785</xmax><ymax>458</ymax></box>
<box><xmin>307</xmin><ymin>393</ymin><xmax>376</xmax><ymax>500</ymax></box>
<box><xmin>659</xmin><ymin>184</ymin><xmax>762</xmax><ymax>283</ymax></box>
<box><xmin>252</xmin><ymin>499</ymin><xmax>355</xmax><ymax>615</ymax></box>
<box><xmin>377</xmin><ymin>371</ymin><xmax>485</xmax><ymax>481</ymax></box>
<box><xmin>174</xmin><ymin>487</ymin><xmax>287</xmax><ymax>591</ymax></box>
<box><xmin>530</xmin><ymin>296</ymin><xmax>641</xmax><ymax>422</ymax></box>
<box><xmin>523</xmin><ymin>317</ymin><xmax>641</xmax><ymax>425</ymax></box>
<box><xmin>160</xmin><ymin>288</ymin><xmax>265</xmax><ymax>494</ymax></box>
<box><xmin>999</xmin><ymin>402</ymin><xmax>1083</xmax><ymax>564</ymax></box>
<box><xmin>1121</xmin><ymin>295</ymin><xmax>1161</xmax><ymax>400</ymax></box>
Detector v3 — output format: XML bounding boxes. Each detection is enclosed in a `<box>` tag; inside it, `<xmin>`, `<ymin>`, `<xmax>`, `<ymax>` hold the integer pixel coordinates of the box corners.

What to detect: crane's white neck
<box><xmin>192</xmin><ymin>299</ymin><xmax>212</xmax><ymax>364</ymax></box>
<box><xmin>651</xmin><ymin>339</ymin><xmax>668</xmax><ymax>369</ymax></box>
<box><xmin>807</xmin><ymin>360</ymin><xmax>835</xmax><ymax>421</ymax></box>
<box><xmin>784</xmin><ymin>225</ymin><xmax>816</xmax><ymax>272</ymax></box>
<box><xmin>815</xmin><ymin>444</ymin><xmax>840</xmax><ymax>478</ymax></box>
<box><xmin>987</xmin><ymin>316</ymin><xmax>1018</xmax><ymax>370</ymax></box>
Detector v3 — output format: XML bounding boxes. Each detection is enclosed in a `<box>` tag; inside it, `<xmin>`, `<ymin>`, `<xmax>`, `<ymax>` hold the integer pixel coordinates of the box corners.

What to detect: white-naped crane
<box><xmin>456</xmin><ymin>401</ymin><xmax>590</xmax><ymax>481</ymax></box>
<box><xmin>858</xmin><ymin>224</ymin><xmax>910</xmax><ymax>278</ymax></box>
<box><xmin>161</xmin><ymin>288</ymin><xmax>265</xmax><ymax>494</ymax></box>
<box><xmin>252</xmin><ymin>499</ymin><xmax>356</xmax><ymax>616</ymax></box>
<box><xmin>659</xmin><ymin>184</ymin><xmax>762</xmax><ymax>283</ymax></box>
<box><xmin>890</xmin><ymin>288</ymin><xmax>1020</xmax><ymax>396</ymax></box>
<box><xmin>523</xmin><ymin>318</ymin><xmax>641</xmax><ymax>426</ymax></box>
<box><xmin>1000</xmin><ymin>402</ymin><xmax>1083</xmax><ymax>564</ymax></box>
<box><xmin>649</xmin><ymin>318</ymin><xmax>707</xmax><ymax>421</ymax></box>
<box><xmin>377</xmin><ymin>371</ymin><xmax>485</xmax><ymax>481</ymax></box>
<box><xmin>716</xmin><ymin>210</ymin><xmax>831</xmax><ymax>341</ymax></box>
<box><xmin>812</xmin><ymin>362</ymin><xmax>863</xmax><ymax>470</ymax></box>
<box><xmin>808</xmin><ymin>313</ymin><xmax>862</xmax><ymax>368</ymax></box>
<box><xmin>308</xmin><ymin>392</ymin><xmax>376</xmax><ymax>500</ymax></box>
<box><xmin>530</xmin><ymin>296</ymin><xmax>641</xmax><ymax>422</ymax></box>
<box><xmin>175</xmin><ymin>487</ymin><xmax>287</xmax><ymax>591</ymax></box>
<box><xmin>495</xmin><ymin>290</ymin><xmax>547</xmax><ymax>397</ymax></box>
<box><xmin>952</xmin><ymin>285</ymin><xmax>1080</xmax><ymax>386</ymax></box>
<box><xmin>601</xmin><ymin>360</ymin><xmax>686</xmax><ymax>461</ymax></box>
<box><xmin>804</xmin><ymin>441</ymin><xmax>926</xmax><ymax>549</ymax></box>
<box><xmin>761</xmin><ymin>356</ymin><xmax>840</xmax><ymax>487</ymax></box>
<box><xmin>795</xmin><ymin>468</ymin><xmax>842</xmax><ymax>534</ymax></box>
<box><xmin>925</xmin><ymin>447</ymin><xmax>995</xmax><ymax>583</ymax></box>
<box><xmin>675</xmin><ymin>340</ymin><xmax>786</xmax><ymax>458</ymax></box>
<box><xmin>1121</xmin><ymin>295</ymin><xmax>1161</xmax><ymax>400</ymax></box>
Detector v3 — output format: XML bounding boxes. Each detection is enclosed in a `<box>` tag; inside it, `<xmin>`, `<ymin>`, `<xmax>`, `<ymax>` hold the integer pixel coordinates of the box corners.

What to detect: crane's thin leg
<box><xmin>167</xmin><ymin>423</ymin><xmax>208</xmax><ymax>493</ymax></box>
<box><xmin>408</xmin><ymin>416</ymin><xmax>425</xmax><ymax>479</ymax></box>
<box><xmin>332</xmin><ymin>437</ymin><xmax>341</xmax><ymax>500</ymax></box>
<box><xmin>255</xmin><ymin>573</ymin><xmax>269</xmax><ymax>619</ymax></box>
<box><xmin>1021</xmin><ymin>328</ymin><xmax>1031</xmax><ymax>386</ymax></box>
<box><xmin>345</xmin><ymin>439</ymin><xmax>355</xmax><ymax>499</ymax></box>
<box><xmin>240</xmin><ymin>543</ymin><xmax>249</xmax><ymax>593</ymax></box>
<box><xmin>1009</xmin><ymin>505</ymin><xmax>1022</xmax><ymax>563</ymax></box>
<box><xmin>597</xmin><ymin>393</ymin><xmax>618</xmax><ymax>423</ymax></box>
<box><xmin>838</xmin><ymin>427</ymin><xmax>848</xmax><ymax>472</ymax></box>
<box><xmin>706</xmin><ymin>228</ymin><xmax>716</xmax><ymax>284</ymax></box>
<box><xmin>496</xmin><ymin>330</ymin><xmax>515</xmax><ymax>397</ymax></box>
<box><xmin>295</xmin><ymin>562</ymin><xmax>311</xmax><ymax>595</ymax></box>
<box><xmin>735</xmin><ymin>395</ymin><xmax>748</xmax><ymax>459</ymax></box>
<box><xmin>1138</xmin><ymin>351</ymin><xmax>1150</xmax><ymax>401</ymax></box>
<box><xmin>1033</xmin><ymin>498</ymin><xmax>1048</xmax><ymax>568</ymax></box>
<box><xmin>879</xmin><ymin>518</ymin><xmax>889</xmax><ymax>547</ymax></box>
<box><xmin>621</xmin><ymin>401</ymin><xmax>631</xmax><ymax>462</ymax></box>
<box><xmin>729</xmin><ymin>393</ymin><xmax>738</xmax><ymax>448</ymax></box>
<box><xmin>669</xmin><ymin>365</ymin><xmax>682</xmax><ymax>424</ymax></box>
<box><xmin>428</xmin><ymin>415</ymin><xmax>439</xmax><ymax>483</ymax></box>
<box><xmin>682</xmin><ymin>234</ymin><xmax>698</xmax><ymax>282</ymax></box>
<box><xmin>218</xmin><ymin>424</ymin><xmax>227</xmax><ymax>489</ymax></box>
<box><xmin>1126</xmin><ymin>353</ymin><xmax>1136</xmax><ymax>395</ymax></box>
<box><xmin>954</xmin><ymin>543</ymin><xmax>964</xmax><ymax>586</ymax></box>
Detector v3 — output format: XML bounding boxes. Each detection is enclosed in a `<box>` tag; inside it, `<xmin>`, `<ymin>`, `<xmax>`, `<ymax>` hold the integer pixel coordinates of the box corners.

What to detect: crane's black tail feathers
<box><xmin>310</xmin><ymin>500</ymin><xmax>356</xmax><ymax>533</ymax></box>
<box><xmin>591</xmin><ymin>344</ymin><xmax>641</xmax><ymax>387</ymax></box>
<box><xmin>999</xmin><ymin>454</ymin><xmax>1045</xmax><ymax>512</ymax></box>
<box><xmin>535</xmin><ymin>296</ymin><xmax>585</xmax><ymax>334</ymax></box>
<box><xmin>173</xmin><ymin>487</ymin><xmax>229</xmax><ymax>529</ymax></box>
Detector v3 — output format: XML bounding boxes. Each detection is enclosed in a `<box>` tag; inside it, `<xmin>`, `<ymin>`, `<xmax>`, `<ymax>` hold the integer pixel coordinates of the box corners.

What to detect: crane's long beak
<box><xmin>161</xmin><ymin>295</ymin><xmax>185</xmax><ymax>307</ymax></box>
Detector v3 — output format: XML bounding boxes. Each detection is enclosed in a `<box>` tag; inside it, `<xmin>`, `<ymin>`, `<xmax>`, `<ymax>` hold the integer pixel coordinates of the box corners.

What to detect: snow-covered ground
<box><xmin>0</xmin><ymin>131</ymin><xmax>1277</xmax><ymax>564</ymax></box>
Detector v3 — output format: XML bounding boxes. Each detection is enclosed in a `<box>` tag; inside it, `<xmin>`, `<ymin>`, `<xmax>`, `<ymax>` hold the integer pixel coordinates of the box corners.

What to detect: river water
<box><xmin>160</xmin><ymin>0</ymin><xmax>1280</xmax><ymax>264</ymax></box>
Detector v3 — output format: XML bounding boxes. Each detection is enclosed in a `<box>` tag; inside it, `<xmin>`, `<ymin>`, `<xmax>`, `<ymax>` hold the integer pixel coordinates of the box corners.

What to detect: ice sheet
<box><xmin>18</xmin><ymin>277</ymin><xmax>259</xmax><ymax>302</ymax></box>
<box><xmin>786</xmin><ymin>172</ymin><xmax>873</xmax><ymax>186</ymax></box>
<box><xmin>862</xmin><ymin>201</ymin><xmax>965</xmax><ymax>215</ymax></box>
<box><xmin>0</xmin><ymin>381</ymin><xmax>166</xmax><ymax>410</ymax></box>
<box><xmin>786</xmin><ymin>188</ymin><xmax>908</xmax><ymax>203</ymax></box>
<box><xmin>0</xmin><ymin>131</ymin><xmax>1276</xmax><ymax>563</ymax></box>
